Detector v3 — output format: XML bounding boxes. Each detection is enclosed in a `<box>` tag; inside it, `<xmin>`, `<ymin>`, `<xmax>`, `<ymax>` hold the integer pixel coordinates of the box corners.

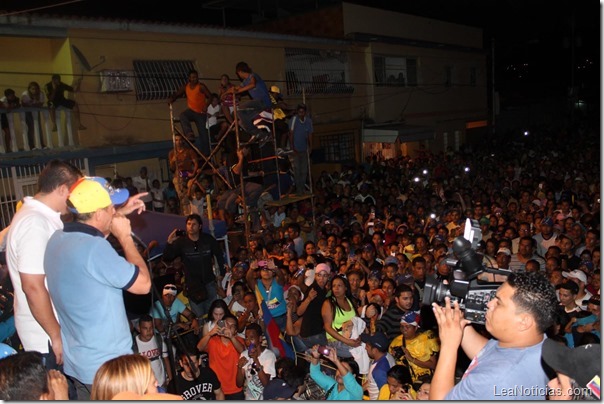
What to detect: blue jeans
<box><xmin>180</xmin><ymin>109</ymin><xmax>210</xmax><ymax>156</ymax></box>
<box><xmin>300</xmin><ymin>333</ymin><xmax>327</xmax><ymax>351</ymax></box>
<box><xmin>237</xmin><ymin>100</ymin><xmax>266</xmax><ymax>136</ymax></box>
<box><xmin>327</xmin><ymin>340</ymin><xmax>353</xmax><ymax>358</ymax></box>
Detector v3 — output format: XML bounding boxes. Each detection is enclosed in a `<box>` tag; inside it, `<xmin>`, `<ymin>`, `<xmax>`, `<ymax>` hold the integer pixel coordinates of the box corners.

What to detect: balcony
<box><xmin>0</xmin><ymin>106</ymin><xmax>77</xmax><ymax>153</ymax></box>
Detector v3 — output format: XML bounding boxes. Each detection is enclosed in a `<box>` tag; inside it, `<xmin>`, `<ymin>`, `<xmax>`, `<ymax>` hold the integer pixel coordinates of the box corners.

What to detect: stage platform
<box><xmin>264</xmin><ymin>193</ymin><xmax>313</xmax><ymax>207</ymax></box>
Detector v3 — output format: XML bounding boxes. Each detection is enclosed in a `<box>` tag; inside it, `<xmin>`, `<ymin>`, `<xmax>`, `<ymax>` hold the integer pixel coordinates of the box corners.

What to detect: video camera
<box><xmin>422</xmin><ymin>219</ymin><xmax>511</xmax><ymax>325</ymax></box>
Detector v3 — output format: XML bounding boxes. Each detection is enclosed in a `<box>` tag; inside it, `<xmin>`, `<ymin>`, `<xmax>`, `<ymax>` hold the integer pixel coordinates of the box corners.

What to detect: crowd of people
<box><xmin>0</xmin><ymin>91</ymin><xmax>601</xmax><ymax>400</ymax></box>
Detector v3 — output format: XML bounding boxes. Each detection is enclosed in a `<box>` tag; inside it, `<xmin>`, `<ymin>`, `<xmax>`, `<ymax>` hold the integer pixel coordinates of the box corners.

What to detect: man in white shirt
<box><xmin>132</xmin><ymin>166</ymin><xmax>154</xmax><ymax>210</ymax></box>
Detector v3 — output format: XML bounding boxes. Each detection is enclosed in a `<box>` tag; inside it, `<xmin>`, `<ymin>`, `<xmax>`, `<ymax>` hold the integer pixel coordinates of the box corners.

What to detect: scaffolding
<box><xmin>169</xmin><ymin>99</ymin><xmax>315</xmax><ymax>247</ymax></box>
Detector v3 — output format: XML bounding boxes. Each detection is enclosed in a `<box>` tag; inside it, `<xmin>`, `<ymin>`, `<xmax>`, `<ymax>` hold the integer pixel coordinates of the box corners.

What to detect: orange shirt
<box><xmin>206</xmin><ymin>336</ymin><xmax>244</xmax><ymax>395</ymax></box>
<box><xmin>186</xmin><ymin>82</ymin><xmax>207</xmax><ymax>114</ymax></box>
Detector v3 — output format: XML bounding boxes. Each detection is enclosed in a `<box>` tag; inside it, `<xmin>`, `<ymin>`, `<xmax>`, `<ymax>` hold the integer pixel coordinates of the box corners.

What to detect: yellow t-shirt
<box><xmin>388</xmin><ymin>330</ymin><xmax>440</xmax><ymax>383</ymax></box>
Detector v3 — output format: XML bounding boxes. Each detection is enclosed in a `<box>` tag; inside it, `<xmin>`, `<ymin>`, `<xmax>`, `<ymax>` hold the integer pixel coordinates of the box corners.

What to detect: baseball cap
<box><xmin>0</xmin><ymin>342</ymin><xmax>17</xmax><ymax>359</ymax></box>
<box><xmin>68</xmin><ymin>176</ymin><xmax>129</xmax><ymax>214</ymax></box>
<box><xmin>269</xmin><ymin>85</ymin><xmax>281</xmax><ymax>94</ymax></box>
<box><xmin>541</xmin><ymin>339</ymin><xmax>601</xmax><ymax>396</ymax></box>
<box><xmin>400</xmin><ymin>311</ymin><xmax>420</xmax><ymax>326</ymax></box>
<box><xmin>562</xmin><ymin>269</ymin><xmax>587</xmax><ymax>284</ymax></box>
<box><xmin>362</xmin><ymin>243</ymin><xmax>375</xmax><ymax>252</ymax></box>
<box><xmin>284</xmin><ymin>285</ymin><xmax>304</xmax><ymax>302</ymax></box>
<box><xmin>497</xmin><ymin>248</ymin><xmax>511</xmax><ymax>256</ymax></box>
<box><xmin>360</xmin><ymin>331</ymin><xmax>389</xmax><ymax>351</ymax></box>
<box><xmin>479</xmin><ymin>217</ymin><xmax>490</xmax><ymax>226</ymax></box>
<box><xmin>263</xmin><ymin>378</ymin><xmax>296</xmax><ymax>400</ymax></box>
<box><xmin>315</xmin><ymin>263</ymin><xmax>330</xmax><ymax>275</ymax></box>
<box><xmin>384</xmin><ymin>256</ymin><xmax>398</xmax><ymax>266</ymax></box>
<box><xmin>368</xmin><ymin>289</ymin><xmax>387</xmax><ymax>303</ymax></box>
<box><xmin>367</xmin><ymin>270</ymin><xmax>382</xmax><ymax>281</ymax></box>
<box><xmin>541</xmin><ymin>217</ymin><xmax>554</xmax><ymax>227</ymax></box>
<box><xmin>163</xmin><ymin>284</ymin><xmax>178</xmax><ymax>296</ymax></box>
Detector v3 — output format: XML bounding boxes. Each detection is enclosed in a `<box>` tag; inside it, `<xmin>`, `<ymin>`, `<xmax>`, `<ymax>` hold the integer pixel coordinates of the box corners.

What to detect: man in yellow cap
<box><xmin>44</xmin><ymin>176</ymin><xmax>151</xmax><ymax>400</ymax></box>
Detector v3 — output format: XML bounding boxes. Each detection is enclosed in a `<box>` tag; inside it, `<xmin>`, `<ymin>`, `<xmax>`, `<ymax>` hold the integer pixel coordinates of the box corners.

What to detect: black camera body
<box><xmin>422</xmin><ymin>237</ymin><xmax>510</xmax><ymax>325</ymax></box>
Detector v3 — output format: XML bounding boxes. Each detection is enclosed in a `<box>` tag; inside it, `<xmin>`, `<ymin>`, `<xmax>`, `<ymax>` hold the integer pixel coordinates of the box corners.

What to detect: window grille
<box><xmin>373</xmin><ymin>55</ymin><xmax>418</xmax><ymax>87</ymax></box>
<box><xmin>285</xmin><ymin>48</ymin><xmax>354</xmax><ymax>96</ymax></box>
<box><xmin>133</xmin><ymin>60</ymin><xmax>197</xmax><ymax>101</ymax></box>
<box><xmin>320</xmin><ymin>133</ymin><xmax>355</xmax><ymax>162</ymax></box>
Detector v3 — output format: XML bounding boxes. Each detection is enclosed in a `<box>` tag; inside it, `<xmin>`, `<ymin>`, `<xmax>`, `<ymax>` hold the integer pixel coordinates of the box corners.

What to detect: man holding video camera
<box><xmin>429</xmin><ymin>272</ymin><xmax>558</xmax><ymax>400</ymax></box>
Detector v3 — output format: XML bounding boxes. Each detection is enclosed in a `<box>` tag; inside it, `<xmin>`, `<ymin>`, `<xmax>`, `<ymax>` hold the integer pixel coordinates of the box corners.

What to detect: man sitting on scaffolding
<box><xmin>230</xmin><ymin>62</ymin><xmax>272</xmax><ymax>145</ymax></box>
<box><xmin>169</xmin><ymin>132</ymin><xmax>199</xmax><ymax>214</ymax></box>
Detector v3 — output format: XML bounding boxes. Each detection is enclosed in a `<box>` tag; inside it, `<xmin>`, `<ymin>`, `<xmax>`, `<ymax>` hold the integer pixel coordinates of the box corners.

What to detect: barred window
<box><xmin>319</xmin><ymin>133</ymin><xmax>355</xmax><ymax>163</ymax></box>
<box><xmin>373</xmin><ymin>55</ymin><xmax>418</xmax><ymax>87</ymax></box>
<box><xmin>285</xmin><ymin>48</ymin><xmax>354</xmax><ymax>96</ymax></box>
<box><xmin>133</xmin><ymin>60</ymin><xmax>197</xmax><ymax>101</ymax></box>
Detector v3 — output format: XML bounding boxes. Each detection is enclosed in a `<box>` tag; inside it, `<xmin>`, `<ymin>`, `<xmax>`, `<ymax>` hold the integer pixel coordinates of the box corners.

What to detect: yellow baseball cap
<box><xmin>68</xmin><ymin>176</ymin><xmax>129</xmax><ymax>214</ymax></box>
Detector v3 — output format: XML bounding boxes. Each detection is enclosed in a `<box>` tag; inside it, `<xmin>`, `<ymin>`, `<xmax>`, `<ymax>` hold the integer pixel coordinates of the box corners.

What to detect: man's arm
<box><xmin>20</xmin><ymin>274</ymin><xmax>63</xmax><ymax>364</ymax></box>
<box><xmin>111</xmin><ymin>214</ymin><xmax>151</xmax><ymax>295</ymax></box>
<box><xmin>429</xmin><ymin>298</ymin><xmax>475</xmax><ymax>400</ymax></box>
<box><xmin>235</xmin><ymin>74</ymin><xmax>257</xmax><ymax>94</ymax></box>
<box><xmin>168</xmin><ymin>84</ymin><xmax>186</xmax><ymax>104</ymax></box>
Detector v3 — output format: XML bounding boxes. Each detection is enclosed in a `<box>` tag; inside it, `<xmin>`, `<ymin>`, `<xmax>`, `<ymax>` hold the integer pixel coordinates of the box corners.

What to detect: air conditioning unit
<box><xmin>99</xmin><ymin>70</ymin><xmax>134</xmax><ymax>92</ymax></box>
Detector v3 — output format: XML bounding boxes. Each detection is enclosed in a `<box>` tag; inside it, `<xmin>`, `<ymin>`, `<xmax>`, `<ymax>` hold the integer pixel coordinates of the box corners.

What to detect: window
<box><xmin>320</xmin><ymin>133</ymin><xmax>355</xmax><ymax>163</ymax></box>
<box><xmin>373</xmin><ymin>56</ymin><xmax>418</xmax><ymax>87</ymax></box>
<box><xmin>285</xmin><ymin>48</ymin><xmax>354</xmax><ymax>95</ymax></box>
<box><xmin>133</xmin><ymin>60</ymin><xmax>197</xmax><ymax>101</ymax></box>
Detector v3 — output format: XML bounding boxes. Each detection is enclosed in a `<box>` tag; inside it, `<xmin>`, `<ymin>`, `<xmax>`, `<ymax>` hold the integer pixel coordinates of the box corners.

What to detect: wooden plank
<box><xmin>264</xmin><ymin>194</ymin><xmax>313</xmax><ymax>207</ymax></box>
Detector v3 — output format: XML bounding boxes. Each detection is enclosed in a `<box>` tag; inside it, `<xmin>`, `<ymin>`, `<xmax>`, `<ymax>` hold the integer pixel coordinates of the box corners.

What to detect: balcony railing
<box><xmin>0</xmin><ymin>106</ymin><xmax>76</xmax><ymax>153</ymax></box>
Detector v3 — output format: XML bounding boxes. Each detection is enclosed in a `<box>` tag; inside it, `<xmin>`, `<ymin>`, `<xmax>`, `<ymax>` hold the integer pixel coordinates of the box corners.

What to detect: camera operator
<box><xmin>163</xmin><ymin>213</ymin><xmax>226</xmax><ymax>319</ymax></box>
<box><xmin>429</xmin><ymin>272</ymin><xmax>558</xmax><ymax>400</ymax></box>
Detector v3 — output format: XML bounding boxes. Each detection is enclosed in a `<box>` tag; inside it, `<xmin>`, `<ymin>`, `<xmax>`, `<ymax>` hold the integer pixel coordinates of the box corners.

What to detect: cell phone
<box><xmin>175</xmin><ymin>229</ymin><xmax>186</xmax><ymax>237</ymax></box>
<box><xmin>248</xmin><ymin>342</ymin><xmax>255</xmax><ymax>356</ymax></box>
<box><xmin>317</xmin><ymin>345</ymin><xmax>330</xmax><ymax>356</ymax></box>
<box><xmin>217</xmin><ymin>320</ymin><xmax>225</xmax><ymax>328</ymax></box>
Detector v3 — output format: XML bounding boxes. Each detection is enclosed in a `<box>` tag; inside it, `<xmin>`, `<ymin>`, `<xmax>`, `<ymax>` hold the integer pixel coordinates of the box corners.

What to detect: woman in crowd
<box><xmin>91</xmin><ymin>354</ymin><xmax>159</xmax><ymax>400</ymax></box>
<box><xmin>322</xmin><ymin>274</ymin><xmax>360</xmax><ymax>358</ymax></box>
<box><xmin>308</xmin><ymin>345</ymin><xmax>363</xmax><ymax>400</ymax></box>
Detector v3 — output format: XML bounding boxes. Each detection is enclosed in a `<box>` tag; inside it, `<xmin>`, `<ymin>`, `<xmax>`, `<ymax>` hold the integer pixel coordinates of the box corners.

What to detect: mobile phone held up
<box><xmin>317</xmin><ymin>345</ymin><xmax>330</xmax><ymax>356</ymax></box>
<box><xmin>175</xmin><ymin>229</ymin><xmax>186</xmax><ymax>237</ymax></box>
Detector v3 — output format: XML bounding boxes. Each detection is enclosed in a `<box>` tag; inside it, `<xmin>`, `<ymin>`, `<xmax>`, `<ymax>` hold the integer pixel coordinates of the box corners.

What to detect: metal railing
<box><xmin>0</xmin><ymin>106</ymin><xmax>75</xmax><ymax>153</ymax></box>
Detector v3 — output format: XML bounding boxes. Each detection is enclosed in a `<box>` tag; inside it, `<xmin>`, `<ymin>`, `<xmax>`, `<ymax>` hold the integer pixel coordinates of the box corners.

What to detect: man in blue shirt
<box><xmin>289</xmin><ymin>103</ymin><xmax>313</xmax><ymax>195</ymax></box>
<box><xmin>430</xmin><ymin>272</ymin><xmax>559</xmax><ymax>400</ymax></box>
<box><xmin>232</xmin><ymin>62</ymin><xmax>271</xmax><ymax>143</ymax></box>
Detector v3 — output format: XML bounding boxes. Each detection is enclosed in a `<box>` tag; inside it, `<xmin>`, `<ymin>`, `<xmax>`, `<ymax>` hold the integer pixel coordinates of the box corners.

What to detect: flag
<box><xmin>258</xmin><ymin>295</ymin><xmax>294</xmax><ymax>360</ymax></box>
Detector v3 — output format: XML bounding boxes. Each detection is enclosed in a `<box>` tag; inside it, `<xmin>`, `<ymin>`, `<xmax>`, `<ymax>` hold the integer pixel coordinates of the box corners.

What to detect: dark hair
<box><xmin>208</xmin><ymin>299</ymin><xmax>230</xmax><ymax>319</ymax></box>
<box><xmin>186</xmin><ymin>213</ymin><xmax>202</xmax><ymax>226</ymax></box>
<box><xmin>38</xmin><ymin>159</ymin><xmax>82</xmax><ymax>194</ymax></box>
<box><xmin>245</xmin><ymin>322</ymin><xmax>263</xmax><ymax>337</ymax></box>
<box><xmin>188</xmin><ymin>69</ymin><xmax>198</xmax><ymax>76</ymax></box>
<box><xmin>297</xmin><ymin>103</ymin><xmax>307</xmax><ymax>111</ymax></box>
<box><xmin>235</xmin><ymin>61</ymin><xmax>251</xmax><ymax>73</ymax></box>
<box><xmin>386</xmin><ymin>364</ymin><xmax>413</xmax><ymax>386</ymax></box>
<box><xmin>328</xmin><ymin>274</ymin><xmax>356</xmax><ymax>315</ymax></box>
<box><xmin>558</xmin><ymin>280</ymin><xmax>579</xmax><ymax>295</ymax></box>
<box><xmin>507</xmin><ymin>272</ymin><xmax>558</xmax><ymax>333</ymax></box>
<box><xmin>394</xmin><ymin>283</ymin><xmax>413</xmax><ymax>298</ymax></box>
<box><xmin>138</xmin><ymin>313</ymin><xmax>153</xmax><ymax>324</ymax></box>
<box><xmin>287</xmin><ymin>222</ymin><xmax>301</xmax><ymax>234</ymax></box>
<box><xmin>0</xmin><ymin>351</ymin><xmax>49</xmax><ymax>400</ymax></box>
